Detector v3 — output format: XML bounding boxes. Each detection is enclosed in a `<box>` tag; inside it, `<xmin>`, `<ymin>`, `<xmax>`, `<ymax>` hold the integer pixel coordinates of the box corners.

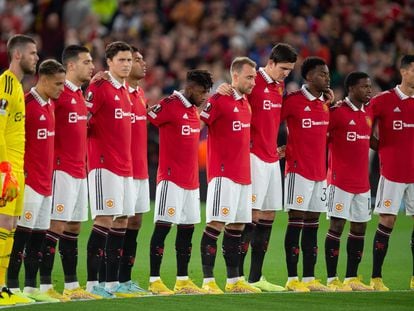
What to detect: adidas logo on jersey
<box><xmin>71</xmin><ymin>98</ymin><xmax>77</xmax><ymax>104</ymax></box>
<box><xmin>304</xmin><ymin>106</ymin><xmax>311</xmax><ymax>111</ymax></box>
<box><xmin>233</xmin><ymin>107</ymin><xmax>239</xmax><ymax>112</ymax></box>
<box><xmin>39</xmin><ymin>114</ymin><xmax>46</xmax><ymax>121</ymax></box>
<box><xmin>264</xmin><ymin>87</ymin><xmax>269</xmax><ymax>93</ymax></box>
<box><xmin>183</xmin><ymin>113</ymin><xmax>189</xmax><ymax>119</ymax></box>
<box><xmin>349</xmin><ymin>120</ymin><xmax>356</xmax><ymax>125</ymax></box>
<box><xmin>114</xmin><ymin>95</ymin><xmax>120</xmax><ymax>101</ymax></box>
<box><xmin>394</xmin><ymin>107</ymin><xmax>401</xmax><ymax>112</ymax></box>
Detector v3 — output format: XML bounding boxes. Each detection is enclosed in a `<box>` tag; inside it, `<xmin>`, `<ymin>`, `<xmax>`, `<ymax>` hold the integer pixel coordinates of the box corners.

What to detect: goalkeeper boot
<box><xmin>370</xmin><ymin>278</ymin><xmax>389</xmax><ymax>291</ymax></box>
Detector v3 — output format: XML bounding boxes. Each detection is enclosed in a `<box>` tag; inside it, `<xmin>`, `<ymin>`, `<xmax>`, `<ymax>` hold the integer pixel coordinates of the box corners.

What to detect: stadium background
<box><xmin>2</xmin><ymin>0</ymin><xmax>412</xmax><ymax>201</ymax></box>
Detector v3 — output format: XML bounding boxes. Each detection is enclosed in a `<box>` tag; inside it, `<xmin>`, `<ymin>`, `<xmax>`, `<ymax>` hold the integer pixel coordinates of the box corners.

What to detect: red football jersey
<box><xmin>54</xmin><ymin>80</ymin><xmax>88</xmax><ymax>178</ymax></box>
<box><xmin>148</xmin><ymin>91</ymin><xmax>200</xmax><ymax>189</ymax></box>
<box><xmin>248</xmin><ymin>68</ymin><xmax>284</xmax><ymax>163</ymax></box>
<box><xmin>281</xmin><ymin>85</ymin><xmax>330</xmax><ymax>181</ymax></box>
<box><xmin>129</xmin><ymin>86</ymin><xmax>148</xmax><ymax>179</ymax></box>
<box><xmin>200</xmin><ymin>90</ymin><xmax>252</xmax><ymax>184</ymax></box>
<box><xmin>24</xmin><ymin>88</ymin><xmax>55</xmax><ymax>196</ymax></box>
<box><xmin>371</xmin><ymin>86</ymin><xmax>414</xmax><ymax>182</ymax></box>
<box><xmin>327</xmin><ymin>98</ymin><xmax>372</xmax><ymax>193</ymax></box>
<box><xmin>86</xmin><ymin>74</ymin><xmax>132</xmax><ymax>176</ymax></box>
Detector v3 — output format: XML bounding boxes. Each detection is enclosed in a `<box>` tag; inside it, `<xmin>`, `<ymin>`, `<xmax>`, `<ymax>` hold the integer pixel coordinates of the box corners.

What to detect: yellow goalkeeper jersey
<box><xmin>0</xmin><ymin>69</ymin><xmax>25</xmax><ymax>173</ymax></box>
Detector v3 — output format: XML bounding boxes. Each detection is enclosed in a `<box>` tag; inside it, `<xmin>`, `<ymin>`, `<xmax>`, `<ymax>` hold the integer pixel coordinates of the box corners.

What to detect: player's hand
<box><xmin>216</xmin><ymin>83</ymin><xmax>233</xmax><ymax>96</ymax></box>
<box><xmin>277</xmin><ymin>145</ymin><xmax>286</xmax><ymax>159</ymax></box>
<box><xmin>0</xmin><ymin>162</ymin><xmax>20</xmax><ymax>203</ymax></box>
<box><xmin>324</xmin><ymin>88</ymin><xmax>335</xmax><ymax>105</ymax></box>
<box><xmin>90</xmin><ymin>71</ymin><xmax>110</xmax><ymax>84</ymax></box>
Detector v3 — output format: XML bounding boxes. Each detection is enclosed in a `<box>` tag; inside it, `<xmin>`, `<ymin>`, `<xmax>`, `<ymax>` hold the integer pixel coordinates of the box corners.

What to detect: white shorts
<box><xmin>284</xmin><ymin>173</ymin><xmax>327</xmax><ymax>213</ymax></box>
<box><xmin>154</xmin><ymin>180</ymin><xmax>200</xmax><ymax>224</ymax></box>
<box><xmin>251</xmin><ymin>154</ymin><xmax>283</xmax><ymax>211</ymax></box>
<box><xmin>88</xmin><ymin>168</ymin><xmax>135</xmax><ymax>219</ymax></box>
<box><xmin>131</xmin><ymin>178</ymin><xmax>150</xmax><ymax>214</ymax></box>
<box><xmin>206</xmin><ymin>177</ymin><xmax>252</xmax><ymax>224</ymax></box>
<box><xmin>17</xmin><ymin>185</ymin><xmax>51</xmax><ymax>230</ymax></box>
<box><xmin>327</xmin><ymin>185</ymin><xmax>371</xmax><ymax>222</ymax></box>
<box><xmin>50</xmin><ymin>170</ymin><xmax>88</xmax><ymax>222</ymax></box>
<box><xmin>374</xmin><ymin>175</ymin><xmax>414</xmax><ymax>216</ymax></box>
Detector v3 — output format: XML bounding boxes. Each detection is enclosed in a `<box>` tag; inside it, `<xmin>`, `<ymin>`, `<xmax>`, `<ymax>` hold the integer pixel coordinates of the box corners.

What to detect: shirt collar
<box><xmin>30</xmin><ymin>87</ymin><xmax>50</xmax><ymax>106</ymax></box>
<box><xmin>345</xmin><ymin>97</ymin><xmax>365</xmax><ymax>112</ymax></box>
<box><xmin>64</xmin><ymin>79</ymin><xmax>81</xmax><ymax>92</ymax></box>
<box><xmin>301</xmin><ymin>84</ymin><xmax>324</xmax><ymax>101</ymax></box>
<box><xmin>173</xmin><ymin>90</ymin><xmax>192</xmax><ymax>108</ymax></box>
<box><xmin>232</xmin><ymin>88</ymin><xmax>244</xmax><ymax>101</ymax></box>
<box><xmin>395</xmin><ymin>85</ymin><xmax>414</xmax><ymax>100</ymax></box>
<box><xmin>128</xmin><ymin>85</ymin><xmax>138</xmax><ymax>94</ymax></box>
<box><xmin>258</xmin><ymin>67</ymin><xmax>279</xmax><ymax>84</ymax></box>
<box><xmin>108</xmin><ymin>72</ymin><xmax>126</xmax><ymax>89</ymax></box>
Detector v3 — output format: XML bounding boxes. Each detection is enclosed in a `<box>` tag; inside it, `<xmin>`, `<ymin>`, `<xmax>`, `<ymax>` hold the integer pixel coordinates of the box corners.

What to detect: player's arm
<box><xmin>370</xmin><ymin>118</ymin><xmax>379</xmax><ymax>151</ymax></box>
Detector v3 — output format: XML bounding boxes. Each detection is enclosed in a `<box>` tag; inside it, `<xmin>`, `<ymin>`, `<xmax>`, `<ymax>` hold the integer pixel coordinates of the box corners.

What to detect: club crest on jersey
<box><xmin>168</xmin><ymin>207</ymin><xmax>175</xmax><ymax>216</ymax></box>
<box><xmin>221</xmin><ymin>207</ymin><xmax>230</xmax><ymax>216</ymax></box>
<box><xmin>296</xmin><ymin>195</ymin><xmax>304</xmax><ymax>205</ymax></box>
<box><xmin>55</xmin><ymin>204</ymin><xmax>65</xmax><ymax>213</ymax></box>
<box><xmin>24</xmin><ymin>211</ymin><xmax>33</xmax><ymax>221</ymax></box>
<box><xmin>86</xmin><ymin>91</ymin><xmax>93</xmax><ymax>101</ymax></box>
<box><xmin>105</xmin><ymin>199</ymin><xmax>114</xmax><ymax>208</ymax></box>
<box><xmin>366</xmin><ymin>116</ymin><xmax>372</xmax><ymax>127</ymax></box>
<box><xmin>278</xmin><ymin>87</ymin><xmax>283</xmax><ymax>95</ymax></box>
<box><xmin>322</xmin><ymin>103</ymin><xmax>329</xmax><ymax>112</ymax></box>
<box><xmin>335</xmin><ymin>203</ymin><xmax>344</xmax><ymax>212</ymax></box>
<box><xmin>383</xmin><ymin>199</ymin><xmax>391</xmax><ymax>208</ymax></box>
<box><xmin>252</xmin><ymin>194</ymin><xmax>257</xmax><ymax>204</ymax></box>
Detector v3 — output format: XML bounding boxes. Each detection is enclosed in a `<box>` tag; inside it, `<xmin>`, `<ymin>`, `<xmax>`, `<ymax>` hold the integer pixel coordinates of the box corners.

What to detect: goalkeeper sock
<box><xmin>325</xmin><ymin>229</ymin><xmax>341</xmax><ymax>278</ymax></box>
<box><xmin>222</xmin><ymin>228</ymin><xmax>242</xmax><ymax>279</ymax></box>
<box><xmin>239</xmin><ymin>222</ymin><xmax>254</xmax><ymax>277</ymax></box>
<box><xmin>200</xmin><ymin>226</ymin><xmax>220</xmax><ymax>278</ymax></box>
<box><xmin>372</xmin><ymin>223</ymin><xmax>392</xmax><ymax>278</ymax></box>
<box><xmin>59</xmin><ymin>231</ymin><xmax>79</xmax><ymax>284</ymax></box>
<box><xmin>249</xmin><ymin>219</ymin><xmax>273</xmax><ymax>283</ymax></box>
<box><xmin>284</xmin><ymin>217</ymin><xmax>303</xmax><ymax>277</ymax></box>
<box><xmin>149</xmin><ymin>222</ymin><xmax>171</xmax><ymax>277</ymax></box>
<box><xmin>86</xmin><ymin>225</ymin><xmax>108</xmax><ymax>282</ymax></box>
<box><xmin>105</xmin><ymin>228</ymin><xmax>125</xmax><ymax>283</ymax></box>
<box><xmin>39</xmin><ymin>230</ymin><xmax>60</xmax><ymax>285</ymax></box>
<box><xmin>176</xmin><ymin>224</ymin><xmax>194</xmax><ymax>277</ymax></box>
<box><xmin>346</xmin><ymin>231</ymin><xmax>364</xmax><ymax>278</ymax></box>
<box><xmin>24</xmin><ymin>230</ymin><xmax>46</xmax><ymax>288</ymax></box>
<box><xmin>119</xmin><ymin>229</ymin><xmax>138</xmax><ymax>283</ymax></box>
<box><xmin>7</xmin><ymin>226</ymin><xmax>31</xmax><ymax>288</ymax></box>
<box><xmin>302</xmin><ymin>218</ymin><xmax>319</xmax><ymax>278</ymax></box>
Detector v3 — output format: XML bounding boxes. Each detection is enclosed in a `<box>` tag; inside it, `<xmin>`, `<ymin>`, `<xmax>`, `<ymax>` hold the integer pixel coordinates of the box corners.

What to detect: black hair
<box><xmin>269</xmin><ymin>43</ymin><xmax>297</xmax><ymax>63</ymax></box>
<box><xmin>7</xmin><ymin>34</ymin><xmax>36</xmax><ymax>61</ymax></box>
<box><xmin>187</xmin><ymin>69</ymin><xmax>213</xmax><ymax>91</ymax></box>
<box><xmin>105</xmin><ymin>41</ymin><xmax>132</xmax><ymax>60</ymax></box>
<box><xmin>301</xmin><ymin>57</ymin><xmax>326</xmax><ymax>80</ymax></box>
<box><xmin>38</xmin><ymin>59</ymin><xmax>66</xmax><ymax>76</ymax></box>
<box><xmin>62</xmin><ymin>45</ymin><xmax>90</xmax><ymax>67</ymax></box>
<box><xmin>344</xmin><ymin>71</ymin><xmax>370</xmax><ymax>93</ymax></box>
<box><xmin>400</xmin><ymin>55</ymin><xmax>414</xmax><ymax>69</ymax></box>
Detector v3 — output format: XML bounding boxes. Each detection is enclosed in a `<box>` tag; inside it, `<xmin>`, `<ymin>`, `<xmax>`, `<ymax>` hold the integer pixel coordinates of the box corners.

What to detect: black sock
<box><xmin>239</xmin><ymin>223</ymin><xmax>255</xmax><ymax>277</ymax></box>
<box><xmin>284</xmin><ymin>218</ymin><xmax>303</xmax><ymax>277</ymax></box>
<box><xmin>105</xmin><ymin>228</ymin><xmax>125</xmax><ymax>282</ymax></box>
<box><xmin>372</xmin><ymin>224</ymin><xmax>392</xmax><ymax>278</ymax></box>
<box><xmin>7</xmin><ymin>226</ymin><xmax>32</xmax><ymax>288</ymax></box>
<box><xmin>411</xmin><ymin>230</ymin><xmax>414</xmax><ymax>276</ymax></box>
<box><xmin>59</xmin><ymin>231</ymin><xmax>79</xmax><ymax>283</ymax></box>
<box><xmin>149</xmin><ymin>222</ymin><xmax>171</xmax><ymax>277</ymax></box>
<box><xmin>39</xmin><ymin>231</ymin><xmax>60</xmax><ymax>285</ymax></box>
<box><xmin>24</xmin><ymin>230</ymin><xmax>46</xmax><ymax>288</ymax></box>
<box><xmin>176</xmin><ymin>225</ymin><xmax>195</xmax><ymax>277</ymax></box>
<box><xmin>222</xmin><ymin>228</ymin><xmax>242</xmax><ymax>279</ymax></box>
<box><xmin>346</xmin><ymin>231</ymin><xmax>364</xmax><ymax>278</ymax></box>
<box><xmin>119</xmin><ymin>229</ymin><xmax>138</xmax><ymax>283</ymax></box>
<box><xmin>325</xmin><ymin>229</ymin><xmax>341</xmax><ymax>278</ymax></box>
<box><xmin>249</xmin><ymin>219</ymin><xmax>273</xmax><ymax>283</ymax></box>
<box><xmin>87</xmin><ymin>225</ymin><xmax>108</xmax><ymax>282</ymax></box>
<box><xmin>302</xmin><ymin>219</ymin><xmax>319</xmax><ymax>278</ymax></box>
<box><xmin>200</xmin><ymin>226</ymin><xmax>220</xmax><ymax>278</ymax></box>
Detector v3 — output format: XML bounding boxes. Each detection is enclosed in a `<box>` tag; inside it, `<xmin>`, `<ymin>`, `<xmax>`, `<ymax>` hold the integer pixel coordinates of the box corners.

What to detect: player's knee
<box><xmin>350</xmin><ymin>222</ymin><xmax>366</xmax><ymax>235</ymax></box>
<box><xmin>127</xmin><ymin>214</ymin><xmax>142</xmax><ymax>230</ymax></box>
<box><xmin>379</xmin><ymin>214</ymin><xmax>396</xmax><ymax>229</ymax></box>
<box><xmin>329</xmin><ymin>217</ymin><xmax>346</xmax><ymax>234</ymax></box>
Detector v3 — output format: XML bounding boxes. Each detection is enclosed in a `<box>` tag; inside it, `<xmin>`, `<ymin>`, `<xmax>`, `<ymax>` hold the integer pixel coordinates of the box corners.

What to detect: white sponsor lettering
<box><xmin>301</xmin><ymin>118</ymin><xmax>328</xmax><ymax>128</ymax></box>
<box><xmin>393</xmin><ymin>120</ymin><xmax>414</xmax><ymax>129</ymax></box>
<box><xmin>37</xmin><ymin>128</ymin><xmax>55</xmax><ymax>139</ymax></box>
<box><xmin>263</xmin><ymin>100</ymin><xmax>282</xmax><ymax>110</ymax></box>
<box><xmin>114</xmin><ymin>108</ymin><xmax>131</xmax><ymax>119</ymax></box>
<box><xmin>232</xmin><ymin>120</ymin><xmax>250</xmax><ymax>131</ymax></box>
<box><xmin>346</xmin><ymin>131</ymin><xmax>370</xmax><ymax>141</ymax></box>
<box><xmin>131</xmin><ymin>112</ymin><xmax>146</xmax><ymax>123</ymax></box>
<box><xmin>181</xmin><ymin>125</ymin><xmax>200</xmax><ymax>135</ymax></box>
<box><xmin>68</xmin><ymin>112</ymin><xmax>87</xmax><ymax>123</ymax></box>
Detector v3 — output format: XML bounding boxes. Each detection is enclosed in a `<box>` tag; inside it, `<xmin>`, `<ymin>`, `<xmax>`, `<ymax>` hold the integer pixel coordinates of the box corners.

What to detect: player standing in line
<box><xmin>118</xmin><ymin>46</ymin><xmax>150</xmax><ymax>294</ymax></box>
<box><xmin>199</xmin><ymin>57</ymin><xmax>261</xmax><ymax>294</ymax></box>
<box><xmin>0</xmin><ymin>34</ymin><xmax>38</xmax><ymax>306</ymax></box>
<box><xmin>369</xmin><ymin>55</ymin><xmax>414</xmax><ymax>291</ymax></box>
<box><xmin>147</xmin><ymin>69</ymin><xmax>213</xmax><ymax>295</ymax></box>
<box><xmin>282</xmin><ymin>57</ymin><xmax>331</xmax><ymax>292</ymax></box>
<box><xmin>7</xmin><ymin>60</ymin><xmax>65</xmax><ymax>302</ymax></box>
<box><xmin>324</xmin><ymin>72</ymin><xmax>374</xmax><ymax>291</ymax></box>
<box><xmin>217</xmin><ymin>44</ymin><xmax>297</xmax><ymax>292</ymax></box>
<box><xmin>85</xmin><ymin>41</ymin><xmax>139</xmax><ymax>298</ymax></box>
<box><xmin>37</xmin><ymin>45</ymin><xmax>99</xmax><ymax>301</ymax></box>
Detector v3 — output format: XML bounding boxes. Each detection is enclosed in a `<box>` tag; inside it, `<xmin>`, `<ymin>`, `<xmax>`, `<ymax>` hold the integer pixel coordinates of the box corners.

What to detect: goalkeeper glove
<box><xmin>0</xmin><ymin>161</ymin><xmax>19</xmax><ymax>205</ymax></box>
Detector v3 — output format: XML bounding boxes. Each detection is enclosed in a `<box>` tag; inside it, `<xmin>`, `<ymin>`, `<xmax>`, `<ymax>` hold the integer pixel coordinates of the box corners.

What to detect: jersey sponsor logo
<box><xmin>24</xmin><ymin>211</ymin><xmax>33</xmax><ymax>221</ymax></box>
<box><xmin>114</xmin><ymin>95</ymin><xmax>120</xmax><ymax>101</ymax></box>
<box><xmin>167</xmin><ymin>207</ymin><xmax>175</xmax><ymax>216</ymax></box>
<box><xmin>55</xmin><ymin>204</ymin><xmax>65</xmax><ymax>213</ymax></box>
<box><xmin>105</xmin><ymin>199</ymin><xmax>114</xmax><ymax>208</ymax></box>
<box><xmin>349</xmin><ymin>120</ymin><xmax>356</xmax><ymax>125</ymax></box>
<box><xmin>114</xmin><ymin>108</ymin><xmax>131</xmax><ymax>119</ymax></box>
<box><xmin>383</xmin><ymin>199</ymin><xmax>391</xmax><ymax>208</ymax></box>
<box><xmin>296</xmin><ymin>195</ymin><xmax>304</xmax><ymax>205</ymax></box>
<box><xmin>14</xmin><ymin>112</ymin><xmax>23</xmax><ymax>122</ymax></box>
<box><xmin>68</xmin><ymin>112</ymin><xmax>87</xmax><ymax>123</ymax></box>
<box><xmin>393</xmin><ymin>107</ymin><xmax>401</xmax><ymax>113</ymax></box>
<box><xmin>304</xmin><ymin>106</ymin><xmax>311</xmax><ymax>112</ymax></box>
<box><xmin>346</xmin><ymin>131</ymin><xmax>370</xmax><ymax>141</ymax></box>
<box><xmin>263</xmin><ymin>100</ymin><xmax>282</xmax><ymax>110</ymax></box>
<box><xmin>221</xmin><ymin>207</ymin><xmax>230</xmax><ymax>216</ymax></box>
<box><xmin>37</xmin><ymin>128</ymin><xmax>55</xmax><ymax>139</ymax></box>
<box><xmin>393</xmin><ymin>120</ymin><xmax>414</xmax><ymax>130</ymax></box>
<box><xmin>131</xmin><ymin>112</ymin><xmax>146</xmax><ymax>123</ymax></box>
<box><xmin>181</xmin><ymin>125</ymin><xmax>200</xmax><ymax>135</ymax></box>
<box><xmin>335</xmin><ymin>203</ymin><xmax>344</xmax><ymax>212</ymax></box>
<box><xmin>301</xmin><ymin>118</ymin><xmax>328</xmax><ymax>128</ymax></box>
<box><xmin>86</xmin><ymin>91</ymin><xmax>93</xmax><ymax>101</ymax></box>
<box><xmin>233</xmin><ymin>106</ymin><xmax>239</xmax><ymax>113</ymax></box>
<box><xmin>232</xmin><ymin>120</ymin><xmax>250</xmax><ymax>131</ymax></box>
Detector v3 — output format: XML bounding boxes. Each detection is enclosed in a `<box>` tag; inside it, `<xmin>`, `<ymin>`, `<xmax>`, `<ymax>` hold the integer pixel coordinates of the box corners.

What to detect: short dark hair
<box><xmin>344</xmin><ymin>71</ymin><xmax>370</xmax><ymax>93</ymax></box>
<box><xmin>130</xmin><ymin>45</ymin><xmax>139</xmax><ymax>53</ymax></box>
<box><xmin>301</xmin><ymin>57</ymin><xmax>326</xmax><ymax>80</ymax></box>
<box><xmin>105</xmin><ymin>41</ymin><xmax>132</xmax><ymax>60</ymax></box>
<box><xmin>7</xmin><ymin>34</ymin><xmax>36</xmax><ymax>61</ymax></box>
<box><xmin>269</xmin><ymin>43</ymin><xmax>297</xmax><ymax>63</ymax></box>
<box><xmin>38</xmin><ymin>59</ymin><xmax>66</xmax><ymax>76</ymax></box>
<box><xmin>187</xmin><ymin>69</ymin><xmax>213</xmax><ymax>91</ymax></box>
<box><xmin>62</xmin><ymin>45</ymin><xmax>90</xmax><ymax>67</ymax></box>
<box><xmin>400</xmin><ymin>55</ymin><xmax>414</xmax><ymax>69</ymax></box>
<box><xmin>230</xmin><ymin>57</ymin><xmax>256</xmax><ymax>74</ymax></box>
